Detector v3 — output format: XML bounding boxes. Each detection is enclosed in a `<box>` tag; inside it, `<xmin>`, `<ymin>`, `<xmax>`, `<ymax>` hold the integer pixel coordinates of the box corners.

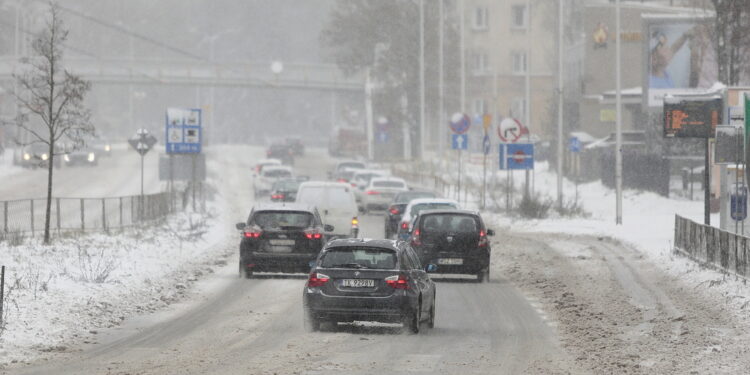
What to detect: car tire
<box><xmin>477</xmin><ymin>269</ymin><xmax>489</xmax><ymax>283</ymax></box>
<box><xmin>241</xmin><ymin>263</ymin><xmax>254</xmax><ymax>279</ymax></box>
<box><xmin>304</xmin><ymin>313</ymin><xmax>320</xmax><ymax>332</ymax></box>
<box><xmin>428</xmin><ymin>300</ymin><xmax>435</xmax><ymax>329</ymax></box>
<box><xmin>406</xmin><ymin>304</ymin><xmax>421</xmax><ymax>334</ymax></box>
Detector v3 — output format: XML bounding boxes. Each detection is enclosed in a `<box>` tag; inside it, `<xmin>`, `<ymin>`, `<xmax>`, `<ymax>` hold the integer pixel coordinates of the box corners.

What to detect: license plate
<box><xmin>341</xmin><ymin>279</ymin><xmax>375</xmax><ymax>288</ymax></box>
<box><xmin>269</xmin><ymin>239</ymin><xmax>295</xmax><ymax>246</ymax></box>
<box><xmin>438</xmin><ymin>258</ymin><xmax>463</xmax><ymax>265</ymax></box>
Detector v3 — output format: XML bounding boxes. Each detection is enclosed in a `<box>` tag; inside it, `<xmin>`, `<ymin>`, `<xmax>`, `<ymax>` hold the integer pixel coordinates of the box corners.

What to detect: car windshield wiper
<box><xmin>328</xmin><ymin>263</ymin><xmax>370</xmax><ymax>269</ymax></box>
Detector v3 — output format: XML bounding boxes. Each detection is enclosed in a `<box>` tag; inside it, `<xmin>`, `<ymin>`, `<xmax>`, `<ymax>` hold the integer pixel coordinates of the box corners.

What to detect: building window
<box><xmin>473</xmin><ymin>98</ymin><xmax>487</xmax><ymax>116</ymax></box>
<box><xmin>472</xmin><ymin>51</ymin><xmax>489</xmax><ymax>75</ymax></box>
<box><xmin>511</xmin><ymin>51</ymin><xmax>526</xmax><ymax>75</ymax></box>
<box><xmin>511</xmin><ymin>4</ymin><xmax>528</xmax><ymax>29</ymax></box>
<box><xmin>511</xmin><ymin>97</ymin><xmax>525</xmax><ymax>120</ymax></box>
<box><xmin>472</xmin><ymin>6</ymin><xmax>488</xmax><ymax>30</ymax></box>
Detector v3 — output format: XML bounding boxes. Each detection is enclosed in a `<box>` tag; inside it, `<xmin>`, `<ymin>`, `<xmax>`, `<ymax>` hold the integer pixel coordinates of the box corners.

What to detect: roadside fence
<box><xmin>0</xmin><ymin>191</ymin><xmax>179</xmax><ymax>236</ymax></box>
<box><xmin>674</xmin><ymin>215</ymin><xmax>750</xmax><ymax>277</ymax></box>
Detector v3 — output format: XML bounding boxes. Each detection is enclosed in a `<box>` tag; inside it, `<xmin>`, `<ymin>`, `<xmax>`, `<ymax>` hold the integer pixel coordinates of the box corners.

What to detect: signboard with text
<box><xmin>663</xmin><ymin>97</ymin><xmax>722</xmax><ymax>138</ymax></box>
<box><xmin>166</xmin><ymin>108</ymin><xmax>202</xmax><ymax>154</ymax></box>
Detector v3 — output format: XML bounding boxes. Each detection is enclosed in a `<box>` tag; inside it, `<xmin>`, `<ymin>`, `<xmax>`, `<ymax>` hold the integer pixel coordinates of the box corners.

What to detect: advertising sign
<box><xmin>642</xmin><ymin>15</ymin><xmax>716</xmax><ymax>107</ymax></box>
<box><xmin>663</xmin><ymin>96</ymin><xmax>722</xmax><ymax>138</ymax></box>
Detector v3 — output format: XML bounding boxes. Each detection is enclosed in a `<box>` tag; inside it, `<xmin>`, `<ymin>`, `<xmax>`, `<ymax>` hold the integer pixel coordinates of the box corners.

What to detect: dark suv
<box><xmin>236</xmin><ymin>204</ymin><xmax>333</xmax><ymax>278</ymax></box>
<box><xmin>303</xmin><ymin>238</ymin><xmax>437</xmax><ymax>333</ymax></box>
<box><xmin>385</xmin><ymin>191</ymin><xmax>437</xmax><ymax>238</ymax></box>
<box><xmin>408</xmin><ymin>210</ymin><xmax>495</xmax><ymax>282</ymax></box>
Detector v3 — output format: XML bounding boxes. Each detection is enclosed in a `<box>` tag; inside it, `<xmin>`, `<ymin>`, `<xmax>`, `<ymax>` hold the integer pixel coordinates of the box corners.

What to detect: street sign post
<box><xmin>450</xmin><ymin>113</ymin><xmax>471</xmax><ymax>204</ymax></box>
<box><xmin>128</xmin><ymin>129</ymin><xmax>158</xmax><ymax>220</ymax></box>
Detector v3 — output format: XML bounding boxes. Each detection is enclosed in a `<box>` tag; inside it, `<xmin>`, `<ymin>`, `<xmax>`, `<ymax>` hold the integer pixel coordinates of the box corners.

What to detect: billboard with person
<box><xmin>642</xmin><ymin>15</ymin><xmax>717</xmax><ymax>107</ymax></box>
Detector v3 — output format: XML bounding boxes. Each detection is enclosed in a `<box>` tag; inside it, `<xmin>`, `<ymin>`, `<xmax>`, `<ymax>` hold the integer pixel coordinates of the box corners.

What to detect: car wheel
<box><xmin>477</xmin><ymin>269</ymin><xmax>489</xmax><ymax>283</ymax></box>
<box><xmin>406</xmin><ymin>304</ymin><xmax>421</xmax><ymax>334</ymax></box>
<box><xmin>428</xmin><ymin>300</ymin><xmax>435</xmax><ymax>329</ymax></box>
<box><xmin>242</xmin><ymin>264</ymin><xmax>254</xmax><ymax>279</ymax></box>
<box><xmin>304</xmin><ymin>312</ymin><xmax>320</xmax><ymax>332</ymax></box>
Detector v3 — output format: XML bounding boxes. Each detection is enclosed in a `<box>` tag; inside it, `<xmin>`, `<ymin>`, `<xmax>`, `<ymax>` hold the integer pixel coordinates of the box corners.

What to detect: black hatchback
<box><xmin>408</xmin><ymin>210</ymin><xmax>495</xmax><ymax>282</ymax></box>
<box><xmin>236</xmin><ymin>204</ymin><xmax>333</xmax><ymax>278</ymax></box>
<box><xmin>303</xmin><ymin>239</ymin><xmax>437</xmax><ymax>333</ymax></box>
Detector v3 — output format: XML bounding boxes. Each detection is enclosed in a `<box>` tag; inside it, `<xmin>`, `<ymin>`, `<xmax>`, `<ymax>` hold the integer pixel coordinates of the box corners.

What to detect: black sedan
<box><xmin>236</xmin><ymin>204</ymin><xmax>333</xmax><ymax>278</ymax></box>
<box><xmin>408</xmin><ymin>209</ymin><xmax>495</xmax><ymax>282</ymax></box>
<box><xmin>303</xmin><ymin>238</ymin><xmax>437</xmax><ymax>333</ymax></box>
<box><xmin>385</xmin><ymin>190</ymin><xmax>437</xmax><ymax>238</ymax></box>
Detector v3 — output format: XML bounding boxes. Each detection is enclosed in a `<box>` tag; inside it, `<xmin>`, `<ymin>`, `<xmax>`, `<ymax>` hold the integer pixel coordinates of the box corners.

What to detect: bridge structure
<box><xmin>0</xmin><ymin>56</ymin><xmax>365</xmax><ymax>92</ymax></box>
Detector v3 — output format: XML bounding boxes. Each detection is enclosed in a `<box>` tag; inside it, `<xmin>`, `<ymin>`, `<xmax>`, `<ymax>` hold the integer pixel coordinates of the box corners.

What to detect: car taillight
<box><xmin>365</xmin><ymin>190</ymin><xmax>379</xmax><ymax>195</ymax></box>
<box><xmin>389</xmin><ymin>206</ymin><xmax>400</xmax><ymax>215</ymax></box>
<box><xmin>243</xmin><ymin>226</ymin><xmax>262</xmax><ymax>238</ymax></box>
<box><xmin>304</xmin><ymin>228</ymin><xmax>323</xmax><ymax>240</ymax></box>
<box><xmin>337</xmin><ymin>178</ymin><xmax>347</xmax><ymax>183</ymax></box>
<box><xmin>411</xmin><ymin>229</ymin><xmax>421</xmax><ymax>246</ymax></box>
<box><xmin>400</xmin><ymin>222</ymin><xmax>409</xmax><ymax>230</ymax></box>
<box><xmin>385</xmin><ymin>274</ymin><xmax>410</xmax><ymax>289</ymax></box>
<box><xmin>479</xmin><ymin>230</ymin><xmax>488</xmax><ymax>247</ymax></box>
<box><xmin>308</xmin><ymin>272</ymin><xmax>330</xmax><ymax>287</ymax></box>
<box><xmin>271</xmin><ymin>194</ymin><xmax>285</xmax><ymax>200</ymax></box>
<box><xmin>350</xmin><ymin>183</ymin><xmax>357</xmax><ymax>188</ymax></box>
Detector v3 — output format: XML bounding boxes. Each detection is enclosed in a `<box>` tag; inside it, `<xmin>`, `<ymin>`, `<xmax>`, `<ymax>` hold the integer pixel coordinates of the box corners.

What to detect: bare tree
<box><xmin>11</xmin><ymin>2</ymin><xmax>93</xmax><ymax>244</ymax></box>
<box><xmin>710</xmin><ymin>0</ymin><xmax>750</xmax><ymax>85</ymax></box>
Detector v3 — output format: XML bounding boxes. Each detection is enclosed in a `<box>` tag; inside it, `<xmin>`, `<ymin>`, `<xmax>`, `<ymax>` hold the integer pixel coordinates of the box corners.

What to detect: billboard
<box><xmin>643</xmin><ymin>15</ymin><xmax>717</xmax><ymax>107</ymax></box>
<box><xmin>663</xmin><ymin>96</ymin><xmax>722</xmax><ymax>138</ymax></box>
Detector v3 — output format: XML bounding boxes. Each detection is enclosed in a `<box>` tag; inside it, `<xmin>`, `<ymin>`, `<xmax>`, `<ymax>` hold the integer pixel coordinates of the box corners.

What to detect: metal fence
<box><xmin>0</xmin><ymin>192</ymin><xmax>177</xmax><ymax>235</ymax></box>
<box><xmin>674</xmin><ymin>215</ymin><xmax>750</xmax><ymax>277</ymax></box>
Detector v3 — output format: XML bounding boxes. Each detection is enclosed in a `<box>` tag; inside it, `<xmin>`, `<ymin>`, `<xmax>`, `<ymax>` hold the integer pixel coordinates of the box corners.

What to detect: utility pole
<box><xmin>524</xmin><ymin>0</ymin><xmax>532</xmax><ymax>199</ymax></box>
<box><xmin>615</xmin><ymin>0</ymin><xmax>623</xmax><ymax>224</ymax></box>
<box><xmin>459</xmin><ymin>0</ymin><xmax>466</xmax><ymax>113</ymax></box>
<box><xmin>419</xmin><ymin>0</ymin><xmax>426</xmax><ymax>159</ymax></box>
<box><xmin>557</xmin><ymin>0</ymin><xmax>564</xmax><ymax>209</ymax></box>
<box><xmin>438</xmin><ymin>0</ymin><xmax>445</xmax><ymax>157</ymax></box>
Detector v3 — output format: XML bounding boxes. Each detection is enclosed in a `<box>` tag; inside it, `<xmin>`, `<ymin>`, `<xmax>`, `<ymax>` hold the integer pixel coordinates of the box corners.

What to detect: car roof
<box><xmin>263</xmin><ymin>165</ymin><xmax>293</xmax><ymax>172</ymax></box>
<box><xmin>406</xmin><ymin>198</ymin><xmax>459</xmax><ymax>207</ymax></box>
<box><xmin>252</xmin><ymin>202</ymin><xmax>317</xmax><ymax>213</ymax></box>
<box><xmin>298</xmin><ymin>181</ymin><xmax>352</xmax><ymax>189</ymax></box>
<box><xmin>416</xmin><ymin>209</ymin><xmax>481</xmax><ymax>217</ymax></box>
<box><xmin>353</xmin><ymin>169</ymin><xmax>388</xmax><ymax>176</ymax></box>
<box><xmin>370</xmin><ymin>176</ymin><xmax>406</xmax><ymax>184</ymax></box>
<box><xmin>257</xmin><ymin>159</ymin><xmax>282</xmax><ymax>165</ymax></box>
<box><xmin>324</xmin><ymin>238</ymin><xmax>403</xmax><ymax>252</ymax></box>
<box><xmin>336</xmin><ymin>160</ymin><xmax>366</xmax><ymax>166</ymax></box>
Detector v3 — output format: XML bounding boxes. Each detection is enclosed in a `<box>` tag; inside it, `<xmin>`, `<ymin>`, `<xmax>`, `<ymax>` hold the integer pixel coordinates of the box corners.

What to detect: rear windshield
<box><xmin>251</xmin><ymin>211</ymin><xmax>313</xmax><ymax>229</ymax></box>
<box><xmin>410</xmin><ymin>203</ymin><xmax>457</xmax><ymax>216</ymax></box>
<box><xmin>420</xmin><ymin>214</ymin><xmax>479</xmax><ymax>233</ymax></box>
<box><xmin>338</xmin><ymin>162</ymin><xmax>365</xmax><ymax>170</ymax></box>
<box><xmin>320</xmin><ymin>247</ymin><xmax>397</xmax><ymax>269</ymax></box>
<box><xmin>272</xmin><ymin>180</ymin><xmax>300</xmax><ymax>191</ymax></box>
<box><xmin>263</xmin><ymin>169</ymin><xmax>292</xmax><ymax>178</ymax></box>
<box><xmin>373</xmin><ymin>180</ymin><xmax>405</xmax><ymax>189</ymax></box>
<box><xmin>395</xmin><ymin>192</ymin><xmax>436</xmax><ymax>203</ymax></box>
<box><xmin>297</xmin><ymin>186</ymin><xmax>354</xmax><ymax>206</ymax></box>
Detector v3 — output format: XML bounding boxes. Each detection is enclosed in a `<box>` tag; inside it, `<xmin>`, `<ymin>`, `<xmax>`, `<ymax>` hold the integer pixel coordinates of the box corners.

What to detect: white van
<box><xmin>295</xmin><ymin>181</ymin><xmax>359</xmax><ymax>238</ymax></box>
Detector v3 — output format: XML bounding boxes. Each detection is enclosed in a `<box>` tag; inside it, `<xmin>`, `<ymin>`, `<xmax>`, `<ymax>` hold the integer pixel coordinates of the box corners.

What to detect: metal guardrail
<box><xmin>0</xmin><ymin>192</ymin><xmax>177</xmax><ymax>235</ymax></box>
<box><xmin>674</xmin><ymin>215</ymin><xmax>750</xmax><ymax>277</ymax></box>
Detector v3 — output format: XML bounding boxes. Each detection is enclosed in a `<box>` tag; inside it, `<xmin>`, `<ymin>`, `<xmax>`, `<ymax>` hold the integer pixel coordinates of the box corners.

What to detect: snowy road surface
<box><xmin>5</xmin><ymin>146</ymin><xmax>750</xmax><ymax>374</ymax></box>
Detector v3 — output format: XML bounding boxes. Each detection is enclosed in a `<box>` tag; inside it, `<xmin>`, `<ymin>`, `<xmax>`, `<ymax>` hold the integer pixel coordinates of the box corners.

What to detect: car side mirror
<box><xmin>426</xmin><ymin>264</ymin><xmax>438</xmax><ymax>273</ymax></box>
<box><xmin>235</xmin><ymin>222</ymin><xmax>246</xmax><ymax>230</ymax></box>
<box><xmin>324</xmin><ymin>224</ymin><xmax>335</xmax><ymax>232</ymax></box>
<box><xmin>487</xmin><ymin>229</ymin><xmax>495</xmax><ymax>236</ymax></box>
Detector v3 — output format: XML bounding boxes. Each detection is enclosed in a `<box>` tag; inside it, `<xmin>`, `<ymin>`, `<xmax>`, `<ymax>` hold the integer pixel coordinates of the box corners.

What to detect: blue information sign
<box><xmin>165</xmin><ymin>108</ymin><xmax>202</xmax><ymax>154</ymax></box>
<box><xmin>452</xmin><ymin>134</ymin><xmax>468</xmax><ymax>150</ymax></box>
<box><xmin>731</xmin><ymin>186</ymin><xmax>748</xmax><ymax>221</ymax></box>
<box><xmin>569</xmin><ymin>136</ymin><xmax>582</xmax><ymax>153</ymax></box>
<box><xmin>499</xmin><ymin>143</ymin><xmax>534</xmax><ymax>170</ymax></box>
<box><xmin>482</xmin><ymin>134</ymin><xmax>491</xmax><ymax>155</ymax></box>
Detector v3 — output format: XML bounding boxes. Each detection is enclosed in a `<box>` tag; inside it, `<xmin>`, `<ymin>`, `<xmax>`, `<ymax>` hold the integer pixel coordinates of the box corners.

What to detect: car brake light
<box><xmin>389</xmin><ymin>207</ymin><xmax>400</xmax><ymax>215</ymax></box>
<box><xmin>400</xmin><ymin>222</ymin><xmax>408</xmax><ymax>229</ymax></box>
<box><xmin>308</xmin><ymin>272</ymin><xmax>330</xmax><ymax>287</ymax></box>
<box><xmin>411</xmin><ymin>228</ymin><xmax>421</xmax><ymax>246</ymax></box>
<box><xmin>365</xmin><ymin>190</ymin><xmax>379</xmax><ymax>195</ymax></box>
<box><xmin>304</xmin><ymin>228</ymin><xmax>323</xmax><ymax>240</ymax></box>
<box><xmin>337</xmin><ymin>178</ymin><xmax>347</xmax><ymax>183</ymax></box>
<box><xmin>243</xmin><ymin>225</ymin><xmax>263</xmax><ymax>238</ymax></box>
<box><xmin>385</xmin><ymin>274</ymin><xmax>409</xmax><ymax>289</ymax></box>
<box><xmin>479</xmin><ymin>230</ymin><xmax>488</xmax><ymax>247</ymax></box>
<box><xmin>271</xmin><ymin>194</ymin><xmax>285</xmax><ymax>200</ymax></box>
<box><xmin>350</xmin><ymin>183</ymin><xmax>357</xmax><ymax>187</ymax></box>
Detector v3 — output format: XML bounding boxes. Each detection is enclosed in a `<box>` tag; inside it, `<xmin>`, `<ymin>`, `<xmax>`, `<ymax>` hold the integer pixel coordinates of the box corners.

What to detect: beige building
<box><xmin>463</xmin><ymin>0</ymin><xmax>558</xmax><ymax>142</ymax></box>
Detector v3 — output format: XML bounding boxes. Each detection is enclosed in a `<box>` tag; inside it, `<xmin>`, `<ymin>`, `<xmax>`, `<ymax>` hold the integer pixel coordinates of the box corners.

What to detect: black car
<box><xmin>63</xmin><ymin>146</ymin><xmax>99</xmax><ymax>167</ymax></box>
<box><xmin>270</xmin><ymin>178</ymin><xmax>302</xmax><ymax>202</ymax></box>
<box><xmin>408</xmin><ymin>210</ymin><xmax>495</xmax><ymax>282</ymax></box>
<box><xmin>303</xmin><ymin>238</ymin><xmax>437</xmax><ymax>333</ymax></box>
<box><xmin>236</xmin><ymin>204</ymin><xmax>334</xmax><ymax>278</ymax></box>
<box><xmin>266</xmin><ymin>143</ymin><xmax>294</xmax><ymax>165</ymax></box>
<box><xmin>385</xmin><ymin>191</ymin><xmax>438</xmax><ymax>238</ymax></box>
<box><xmin>285</xmin><ymin>137</ymin><xmax>305</xmax><ymax>156</ymax></box>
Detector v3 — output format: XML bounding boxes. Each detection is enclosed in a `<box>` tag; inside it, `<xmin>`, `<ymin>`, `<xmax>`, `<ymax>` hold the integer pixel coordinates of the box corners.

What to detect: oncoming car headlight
<box><xmin>41</xmin><ymin>153</ymin><xmax>48</xmax><ymax>161</ymax></box>
<box><xmin>104</xmin><ymin>144</ymin><xmax>111</xmax><ymax>152</ymax></box>
<box><xmin>87</xmin><ymin>152</ymin><xmax>96</xmax><ymax>162</ymax></box>
<box><xmin>64</xmin><ymin>154</ymin><xmax>70</xmax><ymax>162</ymax></box>
<box><xmin>23</xmin><ymin>153</ymin><xmax>30</xmax><ymax>161</ymax></box>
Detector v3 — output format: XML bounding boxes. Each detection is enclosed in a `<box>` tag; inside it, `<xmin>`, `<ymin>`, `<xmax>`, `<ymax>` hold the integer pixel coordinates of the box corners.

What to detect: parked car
<box><xmin>296</xmin><ymin>181</ymin><xmax>359</xmax><ymax>238</ymax></box>
<box><xmin>254</xmin><ymin>165</ymin><xmax>293</xmax><ymax>198</ymax></box>
<box><xmin>360</xmin><ymin>177</ymin><xmax>409</xmax><ymax>213</ymax></box>
<box><xmin>408</xmin><ymin>209</ymin><xmax>495</xmax><ymax>282</ymax></box>
<box><xmin>397</xmin><ymin>198</ymin><xmax>459</xmax><ymax>240</ymax></box>
<box><xmin>270</xmin><ymin>178</ymin><xmax>303</xmax><ymax>202</ymax></box>
<box><xmin>303</xmin><ymin>238</ymin><xmax>437</xmax><ymax>333</ymax></box>
<box><xmin>236</xmin><ymin>203</ymin><xmax>333</xmax><ymax>278</ymax></box>
<box><xmin>266</xmin><ymin>143</ymin><xmax>295</xmax><ymax>165</ymax></box>
<box><xmin>385</xmin><ymin>191</ymin><xmax>438</xmax><ymax>238</ymax></box>
<box><xmin>63</xmin><ymin>146</ymin><xmax>98</xmax><ymax>167</ymax></box>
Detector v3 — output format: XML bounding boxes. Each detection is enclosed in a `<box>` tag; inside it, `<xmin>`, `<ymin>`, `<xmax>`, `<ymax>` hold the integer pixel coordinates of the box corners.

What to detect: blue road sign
<box><xmin>732</xmin><ymin>186</ymin><xmax>748</xmax><ymax>221</ymax></box>
<box><xmin>449</xmin><ymin>113</ymin><xmax>471</xmax><ymax>134</ymax></box>
<box><xmin>482</xmin><ymin>134</ymin><xmax>491</xmax><ymax>155</ymax></box>
<box><xmin>569</xmin><ymin>136</ymin><xmax>582</xmax><ymax>153</ymax></box>
<box><xmin>166</xmin><ymin>108</ymin><xmax>202</xmax><ymax>154</ymax></box>
<box><xmin>452</xmin><ymin>134</ymin><xmax>468</xmax><ymax>150</ymax></box>
<box><xmin>499</xmin><ymin>143</ymin><xmax>534</xmax><ymax>170</ymax></box>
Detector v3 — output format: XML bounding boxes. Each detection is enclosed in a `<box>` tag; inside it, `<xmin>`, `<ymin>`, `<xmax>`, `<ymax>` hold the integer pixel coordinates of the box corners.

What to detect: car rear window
<box><xmin>373</xmin><ymin>180</ymin><xmax>405</xmax><ymax>189</ymax></box>
<box><xmin>320</xmin><ymin>247</ymin><xmax>397</xmax><ymax>269</ymax></box>
<box><xmin>263</xmin><ymin>169</ymin><xmax>292</xmax><ymax>178</ymax></box>
<box><xmin>420</xmin><ymin>214</ymin><xmax>479</xmax><ymax>233</ymax></box>
<box><xmin>410</xmin><ymin>203</ymin><xmax>457</xmax><ymax>216</ymax></box>
<box><xmin>272</xmin><ymin>180</ymin><xmax>300</xmax><ymax>191</ymax></box>
<box><xmin>251</xmin><ymin>211</ymin><xmax>313</xmax><ymax>229</ymax></box>
<box><xmin>395</xmin><ymin>192</ymin><xmax>436</xmax><ymax>203</ymax></box>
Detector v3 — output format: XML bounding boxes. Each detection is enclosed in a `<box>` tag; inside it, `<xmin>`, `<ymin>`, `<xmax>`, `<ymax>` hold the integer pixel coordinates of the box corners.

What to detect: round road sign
<box><xmin>498</xmin><ymin>118</ymin><xmax>525</xmax><ymax>143</ymax></box>
<box><xmin>449</xmin><ymin>112</ymin><xmax>471</xmax><ymax>134</ymax></box>
<box><xmin>512</xmin><ymin>150</ymin><xmax>527</xmax><ymax>163</ymax></box>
